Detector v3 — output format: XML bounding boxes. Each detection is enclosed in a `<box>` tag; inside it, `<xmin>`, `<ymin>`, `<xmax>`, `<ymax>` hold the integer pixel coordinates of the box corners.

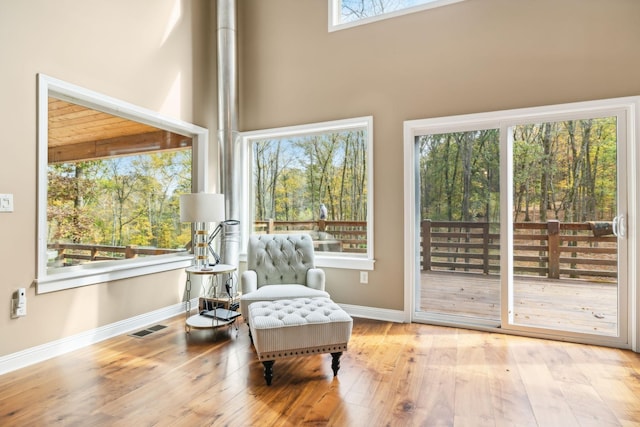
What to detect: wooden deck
<box><xmin>420</xmin><ymin>271</ymin><xmax>618</xmax><ymax>336</ymax></box>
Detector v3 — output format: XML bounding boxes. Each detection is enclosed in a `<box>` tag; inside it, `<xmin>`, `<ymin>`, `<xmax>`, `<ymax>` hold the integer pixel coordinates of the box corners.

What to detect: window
<box><xmin>241</xmin><ymin>116</ymin><xmax>374</xmax><ymax>270</ymax></box>
<box><xmin>37</xmin><ymin>74</ymin><xmax>209</xmax><ymax>293</ymax></box>
<box><xmin>329</xmin><ymin>0</ymin><xmax>465</xmax><ymax>31</ymax></box>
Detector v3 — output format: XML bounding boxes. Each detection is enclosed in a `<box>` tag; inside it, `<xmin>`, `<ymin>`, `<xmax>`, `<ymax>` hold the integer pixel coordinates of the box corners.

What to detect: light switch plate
<box><xmin>0</xmin><ymin>194</ymin><xmax>14</xmax><ymax>212</ymax></box>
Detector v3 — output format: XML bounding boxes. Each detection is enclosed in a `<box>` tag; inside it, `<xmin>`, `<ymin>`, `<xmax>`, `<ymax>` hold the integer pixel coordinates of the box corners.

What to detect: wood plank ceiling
<box><xmin>48</xmin><ymin>97</ymin><xmax>192</xmax><ymax>164</ymax></box>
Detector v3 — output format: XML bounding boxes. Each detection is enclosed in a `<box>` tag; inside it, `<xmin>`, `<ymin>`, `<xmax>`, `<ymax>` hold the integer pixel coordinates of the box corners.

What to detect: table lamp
<box><xmin>180</xmin><ymin>193</ymin><xmax>225</xmax><ymax>270</ymax></box>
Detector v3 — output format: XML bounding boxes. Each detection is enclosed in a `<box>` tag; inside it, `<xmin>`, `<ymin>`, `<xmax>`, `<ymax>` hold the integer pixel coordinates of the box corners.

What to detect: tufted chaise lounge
<box><xmin>240</xmin><ymin>234</ymin><xmax>330</xmax><ymax>318</ymax></box>
<box><xmin>247</xmin><ymin>297</ymin><xmax>353</xmax><ymax>385</ymax></box>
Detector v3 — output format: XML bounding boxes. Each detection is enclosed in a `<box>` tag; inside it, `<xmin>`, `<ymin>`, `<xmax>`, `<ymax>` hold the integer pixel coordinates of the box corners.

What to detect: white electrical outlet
<box><xmin>0</xmin><ymin>194</ymin><xmax>13</xmax><ymax>212</ymax></box>
<box><xmin>360</xmin><ymin>271</ymin><xmax>368</xmax><ymax>284</ymax></box>
<box><xmin>16</xmin><ymin>303</ymin><xmax>26</xmax><ymax>317</ymax></box>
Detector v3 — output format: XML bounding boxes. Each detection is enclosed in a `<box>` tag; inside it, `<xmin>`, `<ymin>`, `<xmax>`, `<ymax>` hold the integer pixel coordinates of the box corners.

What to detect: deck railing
<box><xmin>49</xmin><ymin>220</ymin><xmax>368</xmax><ymax>266</ymax></box>
<box><xmin>421</xmin><ymin>219</ymin><xmax>617</xmax><ymax>281</ymax></box>
<box><xmin>47</xmin><ymin>242</ymin><xmax>186</xmax><ymax>266</ymax></box>
<box><xmin>51</xmin><ymin>220</ymin><xmax>613</xmax><ymax>280</ymax></box>
<box><xmin>254</xmin><ymin>220</ymin><xmax>367</xmax><ymax>253</ymax></box>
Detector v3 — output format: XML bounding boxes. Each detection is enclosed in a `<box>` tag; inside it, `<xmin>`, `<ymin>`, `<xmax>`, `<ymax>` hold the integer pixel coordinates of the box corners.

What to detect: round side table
<box><xmin>184</xmin><ymin>264</ymin><xmax>238</xmax><ymax>333</ymax></box>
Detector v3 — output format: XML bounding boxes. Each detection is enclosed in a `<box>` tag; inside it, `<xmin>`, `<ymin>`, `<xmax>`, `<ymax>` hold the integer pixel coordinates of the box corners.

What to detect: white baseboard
<box><xmin>0</xmin><ymin>298</ymin><xmax>195</xmax><ymax>376</ymax></box>
<box><xmin>339</xmin><ymin>303</ymin><xmax>405</xmax><ymax>323</ymax></box>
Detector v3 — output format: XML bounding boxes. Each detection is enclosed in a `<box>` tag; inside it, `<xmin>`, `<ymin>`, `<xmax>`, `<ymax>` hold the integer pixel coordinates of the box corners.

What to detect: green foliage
<box><xmin>419</xmin><ymin>129</ymin><xmax>500</xmax><ymax>222</ymax></box>
<box><xmin>48</xmin><ymin>149</ymin><xmax>192</xmax><ymax>249</ymax></box>
<box><xmin>419</xmin><ymin>117</ymin><xmax>618</xmax><ymax>223</ymax></box>
<box><xmin>47</xmin><ymin>163</ymin><xmax>99</xmax><ymax>243</ymax></box>
<box><xmin>252</xmin><ymin>129</ymin><xmax>367</xmax><ymax>223</ymax></box>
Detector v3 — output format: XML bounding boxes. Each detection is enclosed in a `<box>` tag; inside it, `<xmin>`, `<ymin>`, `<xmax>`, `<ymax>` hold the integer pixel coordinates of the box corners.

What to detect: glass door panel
<box><xmin>507</xmin><ymin>116</ymin><xmax>623</xmax><ymax>337</ymax></box>
<box><xmin>415</xmin><ymin>129</ymin><xmax>501</xmax><ymax>324</ymax></box>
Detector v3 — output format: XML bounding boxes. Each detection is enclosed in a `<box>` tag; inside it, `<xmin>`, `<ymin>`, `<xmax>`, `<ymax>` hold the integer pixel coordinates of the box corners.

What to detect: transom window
<box><xmin>241</xmin><ymin>116</ymin><xmax>375</xmax><ymax>270</ymax></box>
<box><xmin>329</xmin><ymin>0</ymin><xmax>465</xmax><ymax>31</ymax></box>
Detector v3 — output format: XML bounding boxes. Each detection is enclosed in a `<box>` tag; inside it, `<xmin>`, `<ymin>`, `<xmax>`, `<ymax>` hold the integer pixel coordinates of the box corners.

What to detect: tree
<box><xmin>419</xmin><ymin>118</ymin><xmax>617</xmax><ymax>225</ymax></box>
<box><xmin>341</xmin><ymin>0</ymin><xmax>414</xmax><ymax>22</ymax></box>
<box><xmin>47</xmin><ymin>162</ymin><xmax>97</xmax><ymax>243</ymax></box>
<box><xmin>48</xmin><ymin>148</ymin><xmax>191</xmax><ymax>255</ymax></box>
<box><xmin>251</xmin><ymin>129</ymin><xmax>368</xmax><ymax>224</ymax></box>
<box><xmin>419</xmin><ymin>130</ymin><xmax>499</xmax><ymax>222</ymax></box>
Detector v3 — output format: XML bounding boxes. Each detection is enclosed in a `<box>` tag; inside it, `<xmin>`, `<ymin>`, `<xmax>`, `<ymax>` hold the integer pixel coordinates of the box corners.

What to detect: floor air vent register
<box><xmin>129</xmin><ymin>324</ymin><xmax>167</xmax><ymax>338</ymax></box>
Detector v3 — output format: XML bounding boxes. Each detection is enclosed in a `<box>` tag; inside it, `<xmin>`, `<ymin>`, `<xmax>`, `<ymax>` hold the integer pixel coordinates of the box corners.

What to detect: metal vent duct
<box><xmin>217</xmin><ymin>0</ymin><xmax>240</xmax><ymax>270</ymax></box>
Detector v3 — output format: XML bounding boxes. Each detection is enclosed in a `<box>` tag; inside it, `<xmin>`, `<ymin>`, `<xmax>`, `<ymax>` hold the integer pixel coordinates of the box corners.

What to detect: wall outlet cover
<box><xmin>0</xmin><ymin>194</ymin><xmax>14</xmax><ymax>212</ymax></box>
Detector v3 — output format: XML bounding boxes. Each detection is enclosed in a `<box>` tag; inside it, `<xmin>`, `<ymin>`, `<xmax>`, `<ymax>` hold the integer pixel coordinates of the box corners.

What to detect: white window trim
<box><xmin>36</xmin><ymin>74</ymin><xmax>209</xmax><ymax>294</ymax></box>
<box><xmin>328</xmin><ymin>0</ymin><xmax>465</xmax><ymax>32</ymax></box>
<box><xmin>240</xmin><ymin>116</ymin><xmax>375</xmax><ymax>270</ymax></box>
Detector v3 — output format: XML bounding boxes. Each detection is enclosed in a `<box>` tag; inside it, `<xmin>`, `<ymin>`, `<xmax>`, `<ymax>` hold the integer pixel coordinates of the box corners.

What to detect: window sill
<box><xmin>315</xmin><ymin>254</ymin><xmax>375</xmax><ymax>270</ymax></box>
<box><xmin>35</xmin><ymin>253</ymin><xmax>194</xmax><ymax>294</ymax></box>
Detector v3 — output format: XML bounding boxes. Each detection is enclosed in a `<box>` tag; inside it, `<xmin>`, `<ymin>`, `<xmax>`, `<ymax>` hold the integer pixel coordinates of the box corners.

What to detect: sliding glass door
<box><xmin>407</xmin><ymin>98</ymin><xmax>634</xmax><ymax>347</ymax></box>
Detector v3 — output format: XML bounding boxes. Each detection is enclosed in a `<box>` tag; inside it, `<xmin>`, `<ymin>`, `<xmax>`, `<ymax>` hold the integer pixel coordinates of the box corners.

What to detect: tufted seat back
<box><xmin>247</xmin><ymin>234</ymin><xmax>315</xmax><ymax>288</ymax></box>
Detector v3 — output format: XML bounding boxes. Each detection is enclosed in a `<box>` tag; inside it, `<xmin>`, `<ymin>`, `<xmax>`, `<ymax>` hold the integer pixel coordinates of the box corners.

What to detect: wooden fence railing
<box><xmin>47</xmin><ymin>242</ymin><xmax>186</xmax><ymax>266</ymax></box>
<box><xmin>48</xmin><ymin>220</ymin><xmax>368</xmax><ymax>266</ymax></box>
<box><xmin>421</xmin><ymin>219</ymin><xmax>618</xmax><ymax>280</ymax></box>
<box><xmin>254</xmin><ymin>220</ymin><xmax>367</xmax><ymax>253</ymax></box>
<box><xmin>53</xmin><ymin>220</ymin><xmax>614</xmax><ymax>280</ymax></box>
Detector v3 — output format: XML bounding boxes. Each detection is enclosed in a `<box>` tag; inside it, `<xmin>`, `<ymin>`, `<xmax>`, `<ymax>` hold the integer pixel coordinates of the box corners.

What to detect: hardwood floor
<box><xmin>1</xmin><ymin>315</ymin><xmax>639</xmax><ymax>426</ymax></box>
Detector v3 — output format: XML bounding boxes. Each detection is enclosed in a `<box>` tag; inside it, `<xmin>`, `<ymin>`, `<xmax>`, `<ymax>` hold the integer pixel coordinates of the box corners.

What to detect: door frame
<box><xmin>403</xmin><ymin>96</ymin><xmax>640</xmax><ymax>351</ymax></box>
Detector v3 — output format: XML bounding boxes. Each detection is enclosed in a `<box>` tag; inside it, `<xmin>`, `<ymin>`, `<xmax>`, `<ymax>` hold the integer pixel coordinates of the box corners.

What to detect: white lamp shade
<box><xmin>179</xmin><ymin>193</ymin><xmax>225</xmax><ymax>223</ymax></box>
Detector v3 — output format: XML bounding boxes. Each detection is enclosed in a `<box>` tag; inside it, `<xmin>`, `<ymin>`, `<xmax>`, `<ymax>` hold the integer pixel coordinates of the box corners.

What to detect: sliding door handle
<box><xmin>613</xmin><ymin>214</ymin><xmax>626</xmax><ymax>238</ymax></box>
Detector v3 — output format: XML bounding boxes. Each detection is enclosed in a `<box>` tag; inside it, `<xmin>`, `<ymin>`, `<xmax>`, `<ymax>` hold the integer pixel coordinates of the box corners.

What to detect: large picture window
<box><xmin>241</xmin><ymin>116</ymin><xmax>375</xmax><ymax>270</ymax></box>
<box><xmin>37</xmin><ymin>75</ymin><xmax>209</xmax><ymax>293</ymax></box>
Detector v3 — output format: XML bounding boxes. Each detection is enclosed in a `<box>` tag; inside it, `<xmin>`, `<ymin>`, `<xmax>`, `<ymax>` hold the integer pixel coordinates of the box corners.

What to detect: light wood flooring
<box><xmin>1</xmin><ymin>315</ymin><xmax>639</xmax><ymax>426</ymax></box>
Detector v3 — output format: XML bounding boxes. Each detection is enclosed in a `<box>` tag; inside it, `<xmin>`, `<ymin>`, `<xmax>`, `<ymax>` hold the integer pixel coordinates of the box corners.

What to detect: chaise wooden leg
<box><xmin>331</xmin><ymin>352</ymin><xmax>343</xmax><ymax>376</ymax></box>
<box><xmin>262</xmin><ymin>360</ymin><xmax>274</xmax><ymax>386</ymax></box>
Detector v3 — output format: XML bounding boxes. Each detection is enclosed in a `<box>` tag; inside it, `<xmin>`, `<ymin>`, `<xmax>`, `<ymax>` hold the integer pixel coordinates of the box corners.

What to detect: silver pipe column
<box><xmin>217</xmin><ymin>0</ymin><xmax>241</xmax><ymax>270</ymax></box>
